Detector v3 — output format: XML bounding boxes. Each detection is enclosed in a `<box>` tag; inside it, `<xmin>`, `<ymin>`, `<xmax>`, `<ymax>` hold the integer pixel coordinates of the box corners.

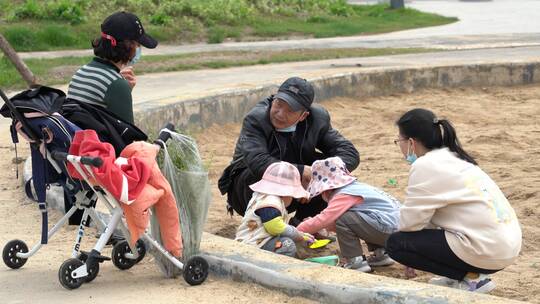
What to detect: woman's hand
<box><xmin>120</xmin><ymin>66</ymin><xmax>137</xmax><ymax>89</ymax></box>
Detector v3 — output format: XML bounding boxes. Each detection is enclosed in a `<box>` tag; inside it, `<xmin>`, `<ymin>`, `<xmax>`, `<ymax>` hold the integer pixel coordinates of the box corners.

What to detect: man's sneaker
<box><xmin>366</xmin><ymin>248</ymin><xmax>394</xmax><ymax>267</ymax></box>
<box><xmin>343</xmin><ymin>256</ymin><xmax>372</xmax><ymax>273</ymax></box>
<box><xmin>458</xmin><ymin>274</ymin><xmax>496</xmax><ymax>293</ymax></box>
<box><xmin>429</xmin><ymin>276</ymin><xmax>460</xmax><ymax>288</ymax></box>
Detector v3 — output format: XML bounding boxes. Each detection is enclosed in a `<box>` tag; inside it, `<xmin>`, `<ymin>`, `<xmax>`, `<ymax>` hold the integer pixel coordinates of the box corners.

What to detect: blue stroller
<box><xmin>0</xmin><ymin>86</ymin><xmax>129</xmax><ymax>282</ymax></box>
<box><xmin>1</xmin><ymin>87</ymin><xmax>208</xmax><ymax>289</ymax></box>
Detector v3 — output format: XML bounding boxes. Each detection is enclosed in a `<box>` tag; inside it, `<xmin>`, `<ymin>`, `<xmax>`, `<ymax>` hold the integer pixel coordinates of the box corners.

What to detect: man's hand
<box><xmin>298</xmin><ymin>165</ymin><xmax>312</xmax><ymax>204</ymax></box>
<box><xmin>301</xmin><ymin>165</ymin><xmax>312</xmax><ymax>188</ymax></box>
<box><xmin>120</xmin><ymin>66</ymin><xmax>136</xmax><ymax>89</ymax></box>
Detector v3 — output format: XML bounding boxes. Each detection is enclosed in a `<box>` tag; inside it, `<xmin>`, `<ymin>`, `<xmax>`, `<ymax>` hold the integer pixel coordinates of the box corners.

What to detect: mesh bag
<box><xmin>150</xmin><ymin>130</ymin><xmax>211</xmax><ymax>277</ymax></box>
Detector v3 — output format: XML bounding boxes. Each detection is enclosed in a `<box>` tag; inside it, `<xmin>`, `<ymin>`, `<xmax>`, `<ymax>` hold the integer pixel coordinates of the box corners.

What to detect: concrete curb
<box><xmin>200</xmin><ymin>233</ymin><xmax>523</xmax><ymax>304</ymax></box>
<box><xmin>134</xmin><ymin>61</ymin><xmax>540</xmax><ymax>132</ymax></box>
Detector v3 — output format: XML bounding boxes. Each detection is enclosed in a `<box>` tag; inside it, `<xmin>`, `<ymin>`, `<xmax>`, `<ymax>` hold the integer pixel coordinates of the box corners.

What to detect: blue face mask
<box><xmin>406</xmin><ymin>142</ymin><xmax>417</xmax><ymax>164</ymax></box>
<box><xmin>276</xmin><ymin>123</ymin><xmax>297</xmax><ymax>132</ymax></box>
<box><xmin>129</xmin><ymin>47</ymin><xmax>142</xmax><ymax>65</ymax></box>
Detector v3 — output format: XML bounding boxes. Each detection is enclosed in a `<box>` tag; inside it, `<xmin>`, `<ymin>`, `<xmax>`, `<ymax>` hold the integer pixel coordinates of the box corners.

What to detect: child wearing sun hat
<box><xmin>297</xmin><ymin>157</ymin><xmax>401</xmax><ymax>272</ymax></box>
<box><xmin>235</xmin><ymin>162</ymin><xmax>315</xmax><ymax>257</ymax></box>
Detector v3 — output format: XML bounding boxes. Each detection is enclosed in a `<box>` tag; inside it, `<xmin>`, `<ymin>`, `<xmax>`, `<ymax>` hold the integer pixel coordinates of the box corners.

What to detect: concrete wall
<box><xmin>134</xmin><ymin>62</ymin><xmax>539</xmax><ymax>132</ymax></box>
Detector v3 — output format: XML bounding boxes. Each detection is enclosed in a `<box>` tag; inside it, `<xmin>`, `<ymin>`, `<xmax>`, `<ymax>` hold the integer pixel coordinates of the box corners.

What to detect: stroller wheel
<box><xmin>3</xmin><ymin>240</ymin><xmax>29</xmax><ymax>269</ymax></box>
<box><xmin>58</xmin><ymin>258</ymin><xmax>85</xmax><ymax>289</ymax></box>
<box><xmin>183</xmin><ymin>256</ymin><xmax>209</xmax><ymax>286</ymax></box>
<box><xmin>135</xmin><ymin>239</ymin><xmax>146</xmax><ymax>264</ymax></box>
<box><xmin>77</xmin><ymin>254</ymin><xmax>100</xmax><ymax>283</ymax></box>
<box><xmin>112</xmin><ymin>241</ymin><xmax>137</xmax><ymax>270</ymax></box>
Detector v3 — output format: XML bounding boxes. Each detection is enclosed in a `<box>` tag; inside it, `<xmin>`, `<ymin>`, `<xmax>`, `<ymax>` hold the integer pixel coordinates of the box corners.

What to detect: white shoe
<box><xmin>429</xmin><ymin>276</ymin><xmax>460</xmax><ymax>288</ymax></box>
<box><xmin>458</xmin><ymin>274</ymin><xmax>496</xmax><ymax>293</ymax></box>
<box><xmin>366</xmin><ymin>248</ymin><xmax>394</xmax><ymax>267</ymax></box>
<box><xmin>343</xmin><ymin>256</ymin><xmax>372</xmax><ymax>273</ymax></box>
<box><xmin>430</xmin><ymin>275</ymin><xmax>496</xmax><ymax>294</ymax></box>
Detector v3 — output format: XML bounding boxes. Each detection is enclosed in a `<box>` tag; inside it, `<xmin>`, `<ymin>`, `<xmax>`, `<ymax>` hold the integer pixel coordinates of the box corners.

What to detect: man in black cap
<box><xmin>66</xmin><ymin>11</ymin><xmax>157</xmax><ymax>124</ymax></box>
<box><xmin>219</xmin><ymin>77</ymin><xmax>360</xmax><ymax>224</ymax></box>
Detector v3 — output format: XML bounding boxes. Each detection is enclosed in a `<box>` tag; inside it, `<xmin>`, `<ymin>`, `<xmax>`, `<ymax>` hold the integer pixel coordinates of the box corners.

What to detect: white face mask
<box><xmin>276</xmin><ymin>124</ymin><xmax>297</xmax><ymax>132</ymax></box>
<box><xmin>276</xmin><ymin>111</ymin><xmax>305</xmax><ymax>132</ymax></box>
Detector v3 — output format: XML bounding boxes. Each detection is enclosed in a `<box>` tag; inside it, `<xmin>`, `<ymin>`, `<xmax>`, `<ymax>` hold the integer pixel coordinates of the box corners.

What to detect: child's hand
<box><xmin>302</xmin><ymin>232</ymin><xmax>315</xmax><ymax>245</ymax></box>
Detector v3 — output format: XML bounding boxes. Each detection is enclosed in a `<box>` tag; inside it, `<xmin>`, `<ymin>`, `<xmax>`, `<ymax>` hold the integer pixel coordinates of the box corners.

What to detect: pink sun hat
<box><xmin>307</xmin><ymin>157</ymin><xmax>356</xmax><ymax>199</ymax></box>
<box><xmin>249</xmin><ymin>162</ymin><xmax>309</xmax><ymax>199</ymax></box>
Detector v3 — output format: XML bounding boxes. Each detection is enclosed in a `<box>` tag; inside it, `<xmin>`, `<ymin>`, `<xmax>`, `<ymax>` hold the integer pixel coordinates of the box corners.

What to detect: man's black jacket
<box><xmin>218</xmin><ymin>96</ymin><xmax>359</xmax><ymax>194</ymax></box>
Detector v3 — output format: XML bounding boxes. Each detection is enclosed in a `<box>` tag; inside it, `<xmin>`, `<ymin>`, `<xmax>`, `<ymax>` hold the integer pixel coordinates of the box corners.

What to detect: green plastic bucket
<box><xmin>304</xmin><ymin>255</ymin><xmax>339</xmax><ymax>266</ymax></box>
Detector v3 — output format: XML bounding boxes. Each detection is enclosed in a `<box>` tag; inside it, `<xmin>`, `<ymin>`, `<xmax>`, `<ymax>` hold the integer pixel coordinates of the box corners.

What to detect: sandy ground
<box><xmin>0</xmin><ymin>121</ymin><xmax>314</xmax><ymax>303</ymax></box>
<box><xmin>197</xmin><ymin>85</ymin><xmax>540</xmax><ymax>303</ymax></box>
<box><xmin>1</xmin><ymin>85</ymin><xmax>539</xmax><ymax>303</ymax></box>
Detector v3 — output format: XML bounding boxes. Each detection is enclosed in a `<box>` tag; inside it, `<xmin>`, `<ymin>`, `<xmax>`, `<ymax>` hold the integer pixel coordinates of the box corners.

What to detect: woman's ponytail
<box><xmin>439</xmin><ymin>119</ymin><xmax>478</xmax><ymax>165</ymax></box>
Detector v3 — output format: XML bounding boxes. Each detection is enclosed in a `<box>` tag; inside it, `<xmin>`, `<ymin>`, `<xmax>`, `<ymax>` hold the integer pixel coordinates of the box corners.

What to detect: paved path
<box><xmin>116</xmin><ymin>46</ymin><xmax>540</xmax><ymax>108</ymax></box>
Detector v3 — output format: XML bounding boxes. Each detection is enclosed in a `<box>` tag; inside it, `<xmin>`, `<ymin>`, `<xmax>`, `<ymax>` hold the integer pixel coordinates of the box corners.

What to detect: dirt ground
<box><xmin>1</xmin><ymin>85</ymin><xmax>539</xmax><ymax>303</ymax></box>
<box><xmin>0</xmin><ymin>121</ymin><xmax>314</xmax><ymax>303</ymax></box>
<box><xmin>196</xmin><ymin>85</ymin><xmax>540</xmax><ymax>303</ymax></box>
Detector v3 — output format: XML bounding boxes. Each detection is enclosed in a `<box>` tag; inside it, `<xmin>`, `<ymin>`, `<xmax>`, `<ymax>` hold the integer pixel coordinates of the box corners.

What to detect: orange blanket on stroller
<box><xmin>68</xmin><ymin>130</ymin><xmax>182</xmax><ymax>257</ymax></box>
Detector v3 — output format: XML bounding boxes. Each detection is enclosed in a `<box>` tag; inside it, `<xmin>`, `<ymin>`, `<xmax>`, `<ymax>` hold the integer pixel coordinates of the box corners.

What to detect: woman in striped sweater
<box><xmin>67</xmin><ymin>11</ymin><xmax>157</xmax><ymax>124</ymax></box>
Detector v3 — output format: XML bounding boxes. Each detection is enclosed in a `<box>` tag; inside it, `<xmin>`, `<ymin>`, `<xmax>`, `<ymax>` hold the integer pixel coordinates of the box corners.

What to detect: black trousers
<box><xmin>386</xmin><ymin>230</ymin><xmax>500</xmax><ymax>280</ymax></box>
<box><xmin>227</xmin><ymin>168</ymin><xmax>327</xmax><ymax>221</ymax></box>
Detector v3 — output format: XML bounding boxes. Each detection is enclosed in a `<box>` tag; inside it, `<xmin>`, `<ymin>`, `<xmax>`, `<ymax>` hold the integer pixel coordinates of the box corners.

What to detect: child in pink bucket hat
<box><xmin>235</xmin><ymin>162</ymin><xmax>314</xmax><ymax>257</ymax></box>
<box><xmin>297</xmin><ymin>157</ymin><xmax>401</xmax><ymax>272</ymax></box>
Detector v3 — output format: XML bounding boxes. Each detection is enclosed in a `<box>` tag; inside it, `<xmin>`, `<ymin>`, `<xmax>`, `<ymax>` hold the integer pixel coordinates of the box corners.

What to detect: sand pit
<box><xmin>1</xmin><ymin>84</ymin><xmax>538</xmax><ymax>303</ymax></box>
<box><xmin>196</xmin><ymin>85</ymin><xmax>540</xmax><ymax>303</ymax></box>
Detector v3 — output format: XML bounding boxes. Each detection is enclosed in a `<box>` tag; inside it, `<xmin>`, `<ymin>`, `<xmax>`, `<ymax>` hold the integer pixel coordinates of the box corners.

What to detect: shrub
<box><xmin>37</xmin><ymin>25</ymin><xmax>78</xmax><ymax>47</ymax></box>
<box><xmin>11</xmin><ymin>0</ymin><xmax>44</xmax><ymax>21</ymax></box>
<box><xmin>2</xmin><ymin>26</ymin><xmax>40</xmax><ymax>51</ymax></box>
<box><xmin>207</xmin><ymin>27</ymin><xmax>225</xmax><ymax>44</ymax></box>
<box><xmin>46</xmin><ymin>0</ymin><xmax>87</xmax><ymax>24</ymax></box>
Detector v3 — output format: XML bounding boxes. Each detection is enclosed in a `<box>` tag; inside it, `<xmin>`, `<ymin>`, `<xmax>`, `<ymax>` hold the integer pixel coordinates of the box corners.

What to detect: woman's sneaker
<box><xmin>343</xmin><ymin>256</ymin><xmax>372</xmax><ymax>273</ymax></box>
<box><xmin>366</xmin><ymin>248</ymin><xmax>394</xmax><ymax>267</ymax></box>
<box><xmin>429</xmin><ymin>276</ymin><xmax>460</xmax><ymax>288</ymax></box>
<box><xmin>430</xmin><ymin>275</ymin><xmax>496</xmax><ymax>294</ymax></box>
<box><xmin>459</xmin><ymin>274</ymin><xmax>496</xmax><ymax>293</ymax></box>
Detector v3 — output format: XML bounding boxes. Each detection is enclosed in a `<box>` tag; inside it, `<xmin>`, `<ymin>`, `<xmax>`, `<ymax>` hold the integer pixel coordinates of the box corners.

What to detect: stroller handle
<box><xmin>51</xmin><ymin>151</ymin><xmax>103</xmax><ymax>168</ymax></box>
<box><xmin>153</xmin><ymin>123</ymin><xmax>175</xmax><ymax>148</ymax></box>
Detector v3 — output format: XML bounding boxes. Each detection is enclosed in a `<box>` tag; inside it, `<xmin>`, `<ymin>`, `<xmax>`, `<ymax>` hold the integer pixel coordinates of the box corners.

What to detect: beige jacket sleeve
<box><xmin>399</xmin><ymin>159</ymin><xmax>449</xmax><ymax>232</ymax></box>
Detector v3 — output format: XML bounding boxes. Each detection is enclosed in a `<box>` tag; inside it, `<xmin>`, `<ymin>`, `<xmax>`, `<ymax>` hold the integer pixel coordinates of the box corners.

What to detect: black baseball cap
<box><xmin>275</xmin><ymin>77</ymin><xmax>315</xmax><ymax>112</ymax></box>
<box><xmin>101</xmin><ymin>11</ymin><xmax>157</xmax><ymax>49</ymax></box>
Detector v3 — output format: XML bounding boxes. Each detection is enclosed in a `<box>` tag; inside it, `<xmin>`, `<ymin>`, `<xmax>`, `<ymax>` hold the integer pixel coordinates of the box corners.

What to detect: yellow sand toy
<box><xmin>309</xmin><ymin>239</ymin><xmax>331</xmax><ymax>249</ymax></box>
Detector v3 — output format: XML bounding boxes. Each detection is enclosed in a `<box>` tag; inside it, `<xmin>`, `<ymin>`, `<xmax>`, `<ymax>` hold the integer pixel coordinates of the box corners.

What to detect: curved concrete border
<box><xmin>134</xmin><ymin>61</ymin><xmax>539</xmax><ymax>132</ymax></box>
<box><xmin>200</xmin><ymin>233</ymin><xmax>523</xmax><ymax>304</ymax></box>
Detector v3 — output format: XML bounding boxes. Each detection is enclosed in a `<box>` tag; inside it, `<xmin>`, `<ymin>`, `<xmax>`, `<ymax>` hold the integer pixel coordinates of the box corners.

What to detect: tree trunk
<box><xmin>0</xmin><ymin>34</ymin><xmax>37</xmax><ymax>87</ymax></box>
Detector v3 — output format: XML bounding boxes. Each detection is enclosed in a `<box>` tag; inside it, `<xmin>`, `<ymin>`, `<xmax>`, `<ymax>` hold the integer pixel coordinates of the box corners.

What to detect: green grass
<box><xmin>0</xmin><ymin>47</ymin><xmax>440</xmax><ymax>91</ymax></box>
<box><xmin>0</xmin><ymin>1</ymin><xmax>457</xmax><ymax>51</ymax></box>
<box><xmin>252</xmin><ymin>5</ymin><xmax>456</xmax><ymax>38</ymax></box>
